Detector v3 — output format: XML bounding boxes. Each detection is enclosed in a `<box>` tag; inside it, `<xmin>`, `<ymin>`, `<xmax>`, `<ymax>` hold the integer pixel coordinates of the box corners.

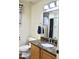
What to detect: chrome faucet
<box><xmin>49</xmin><ymin>38</ymin><xmax>57</xmax><ymax>46</ymax></box>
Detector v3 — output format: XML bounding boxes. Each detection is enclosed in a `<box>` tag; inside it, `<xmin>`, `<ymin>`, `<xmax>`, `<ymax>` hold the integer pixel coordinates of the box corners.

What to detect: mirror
<box><xmin>42</xmin><ymin>1</ymin><xmax>59</xmax><ymax>40</ymax></box>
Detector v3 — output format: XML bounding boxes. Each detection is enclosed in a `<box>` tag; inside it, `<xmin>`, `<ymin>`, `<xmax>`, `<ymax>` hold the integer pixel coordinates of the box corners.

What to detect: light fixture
<box><xmin>44</xmin><ymin>5</ymin><xmax>49</xmax><ymax>10</ymax></box>
<box><xmin>49</xmin><ymin>2</ymin><xmax>55</xmax><ymax>8</ymax></box>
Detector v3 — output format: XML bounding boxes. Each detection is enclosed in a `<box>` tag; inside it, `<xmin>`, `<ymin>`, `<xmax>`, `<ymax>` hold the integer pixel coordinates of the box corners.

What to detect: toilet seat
<box><xmin>19</xmin><ymin>45</ymin><xmax>31</xmax><ymax>52</ymax></box>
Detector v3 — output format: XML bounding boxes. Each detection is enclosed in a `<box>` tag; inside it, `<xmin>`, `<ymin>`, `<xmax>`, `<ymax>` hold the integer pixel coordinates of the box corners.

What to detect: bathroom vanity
<box><xmin>30</xmin><ymin>40</ymin><xmax>57</xmax><ymax>59</ymax></box>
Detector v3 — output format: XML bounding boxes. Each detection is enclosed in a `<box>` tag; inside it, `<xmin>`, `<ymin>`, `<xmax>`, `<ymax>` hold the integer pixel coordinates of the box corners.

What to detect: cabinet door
<box><xmin>41</xmin><ymin>50</ymin><xmax>56</xmax><ymax>59</ymax></box>
<box><xmin>31</xmin><ymin>44</ymin><xmax>40</xmax><ymax>59</ymax></box>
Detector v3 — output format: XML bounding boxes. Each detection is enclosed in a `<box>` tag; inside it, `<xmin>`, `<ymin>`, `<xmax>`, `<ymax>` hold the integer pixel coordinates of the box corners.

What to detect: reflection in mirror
<box><xmin>42</xmin><ymin>0</ymin><xmax>59</xmax><ymax>40</ymax></box>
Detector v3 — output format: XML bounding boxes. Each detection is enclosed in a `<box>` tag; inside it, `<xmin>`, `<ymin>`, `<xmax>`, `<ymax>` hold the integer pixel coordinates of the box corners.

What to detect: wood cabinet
<box><xmin>31</xmin><ymin>44</ymin><xmax>40</xmax><ymax>59</ymax></box>
<box><xmin>31</xmin><ymin>44</ymin><xmax>56</xmax><ymax>59</ymax></box>
<box><xmin>41</xmin><ymin>50</ymin><xmax>56</xmax><ymax>59</ymax></box>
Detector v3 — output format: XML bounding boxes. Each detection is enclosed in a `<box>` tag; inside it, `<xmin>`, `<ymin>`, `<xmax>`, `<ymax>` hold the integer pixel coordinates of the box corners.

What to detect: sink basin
<box><xmin>41</xmin><ymin>43</ymin><xmax>54</xmax><ymax>48</ymax></box>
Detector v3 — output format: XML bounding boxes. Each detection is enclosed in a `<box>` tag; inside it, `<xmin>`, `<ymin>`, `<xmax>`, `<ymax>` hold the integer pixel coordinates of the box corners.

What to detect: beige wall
<box><xmin>19</xmin><ymin>2</ymin><xmax>31</xmax><ymax>46</ymax></box>
<box><xmin>30</xmin><ymin>0</ymin><xmax>56</xmax><ymax>39</ymax></box>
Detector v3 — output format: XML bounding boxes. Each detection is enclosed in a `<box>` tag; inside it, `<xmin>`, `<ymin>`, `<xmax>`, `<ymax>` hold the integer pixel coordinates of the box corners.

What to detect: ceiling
<box><xmin>20</xmin><ymin>0</ymin><xmax>41</xmax><ymax>4</ymax></box>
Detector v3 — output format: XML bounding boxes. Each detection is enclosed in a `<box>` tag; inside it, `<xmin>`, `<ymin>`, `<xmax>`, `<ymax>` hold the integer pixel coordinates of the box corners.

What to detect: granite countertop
<box><xmin>30</xmin><ymin>40</ymin><xmax>57</xmax><ymax>57</ymax></box>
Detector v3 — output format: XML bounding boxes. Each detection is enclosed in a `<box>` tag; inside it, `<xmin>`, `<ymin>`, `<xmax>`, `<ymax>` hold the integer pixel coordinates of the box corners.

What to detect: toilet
<box><xmin>19</xmin><ymin>37</ymin><xmax>36</xmax><ymax>59</ymax></box>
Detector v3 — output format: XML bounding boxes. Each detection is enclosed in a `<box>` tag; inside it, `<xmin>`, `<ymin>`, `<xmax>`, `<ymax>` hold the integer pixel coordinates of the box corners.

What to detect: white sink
<box><xmin>41</xmin><ymin>43</ymin><xmax>54</xmax><ymax>48</ymax></box>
